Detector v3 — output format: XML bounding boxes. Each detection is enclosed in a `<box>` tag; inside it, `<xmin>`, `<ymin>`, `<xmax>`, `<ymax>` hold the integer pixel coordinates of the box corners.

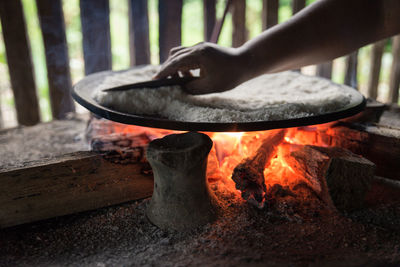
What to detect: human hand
<box><xmin>154</xmin><ymin>42</ymin><xmax>247</xmax><ymax>95</ymax></box>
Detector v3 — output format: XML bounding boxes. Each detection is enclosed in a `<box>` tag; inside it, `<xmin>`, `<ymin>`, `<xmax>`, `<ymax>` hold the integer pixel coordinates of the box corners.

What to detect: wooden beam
<box><xmin>80</xmin><ymin>0</ymin><xmax>112</xmax><ymax>75</ymax></box>
<box><xmin>36</xmin><ymin>0</ymin><xmax>75</xmax><ymax>119</ymax></box>
<box><xmin>291</xmin><ymin>0</ymin><xmax>305</xmax><ymax>15</ymax></box>
<box><xmin>262</xmin><ymin>0</ymin><xmax>279</xmax><ymax>30</ymax></box>
<box><xmin>316</xmin><ymin>61</ymin><xmax>333</xmax><ymax>80</ymax></box>
<box><xmin>0</xmin><ymin>0</ymin><xmax>40</xmax><ymax>126</ymax></box>
<box><xmin>388</xmin><ymin>35</ymin><xmax>400</xmax><ymax>104</ymax></box>
<box><xmin>203</xmin><ymin>0</ymin><xmax>216</xmax><ymax>41</ymax></box>
<box><xmin>128</xmin><ymin>0</ymin><xmax>151</xmax><ymax>66</ymax></box>
<box><xmin>231</xmin><ymin>0</ymin><xmax>246</xmax><ymax>48</ymax></box>
<box><xmin>0</xmin><ymin>151</ymin><xmax>153</xmax><ymax>228</ymax></box>
<box><xmin>367</xmin><ymin>40</ymin><xmax>385</xmax><ymax>99</ymax></box>
<box><xmin>344</xmin><ymin>51</ymin><xmax>358</xmax><ymax>89</ymax></box>
<box><xmin>158</xmin><ymin>0</ymin><xmax>183</xmax><ymax>63</ymax></box>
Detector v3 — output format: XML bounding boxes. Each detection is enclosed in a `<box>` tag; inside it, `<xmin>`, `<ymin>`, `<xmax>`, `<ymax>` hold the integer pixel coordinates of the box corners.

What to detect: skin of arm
<box><xmin>155</xmin><ymin>0</ymin><xmax>400</xmax><ymax>95</ymax></box>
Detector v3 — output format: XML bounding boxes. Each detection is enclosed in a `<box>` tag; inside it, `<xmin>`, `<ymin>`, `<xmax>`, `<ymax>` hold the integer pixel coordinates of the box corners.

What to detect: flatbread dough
<box><xmin>94</xmin><ymin>65</ymin><xmax>356</xmax><ymax>123</ymax></box>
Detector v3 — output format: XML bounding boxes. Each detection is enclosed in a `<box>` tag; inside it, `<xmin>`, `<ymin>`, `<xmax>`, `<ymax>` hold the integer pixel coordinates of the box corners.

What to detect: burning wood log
<box><xmin>285</xmin><ymin>145</ymin><xmax>376</xmax><ymax>212</ymax></box>
<box><xmin>146</xmin><ymin>132</ymin><xmax>219</xmax><ymax>231</ymax></box>
<box><xmin>231</xmin><ymin>129</ymin><xmax>286</xmax><ymax>208</ymax></box>
<box><xmin>91</xmin><ymin>132</ymin><xmax>151</xmax><ymax>164</ymax></box>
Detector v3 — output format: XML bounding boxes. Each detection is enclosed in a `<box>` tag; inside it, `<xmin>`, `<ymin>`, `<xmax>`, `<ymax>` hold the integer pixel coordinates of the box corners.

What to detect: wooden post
<box><xmin>36</xmin><ymin>0</ymin><xmax>75</xmax><ymax>119</ymax></box>
<box><xmin>158</xmin><ymin>0</ymin><xmax>183</xmax><ymax>63</ymax></box>
<box><xmin>262</xmin><ymin>0</ymin><xmax>279</xmax><ymax>30</ymax></box>
<box><xmin>0</xmin><ymin>0</ymin><xmax>40</xmax><ymax>126</ymax></box>
<box><xmin>292</xmin><ymin>0</ymin><xmax>305</xmax><ymax>15</ymax></box>
<box><xmin>231</xmin><ymin>0</ymin><xmax>247</xmax><ymax>48</ymax></box>
<box><xmin>367</xmin><ymin>40</ymin><xmax>385</xmax><ymax>100</ymax></box>
<box><xmin>128</xmin><ymin>0</ymin><xmax>151</xmax><ymax>66</ymax></box>
<box><xmin>388</xmin><ymin>35</ymin><xmax>400</xmax><ymax>104</ymax></box>
<box><xmin>204</xmin><ymin>0</ymin><xmax>216</xmax><ymax>41</ymax></box>
<box><xmin>316</xmin><ymin>61</ymin><xmax>333</xmax><ymax>80</ymax></box>
<box><xmin>80</xmin><ymin>0</ymin><xmax>112</xmax><ymax>75</ymax></box>
<box><xmin>344</xmin><ymin>51</ymin><xmax>358</xmax><ymax>89</ymax></box>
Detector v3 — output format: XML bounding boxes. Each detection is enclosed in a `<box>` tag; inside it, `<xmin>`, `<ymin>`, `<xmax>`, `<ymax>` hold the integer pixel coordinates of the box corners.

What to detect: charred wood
<box><xmin>286</xmin><ymin>145</ymin><xmax>375</xmax><ymax>212</ymax></box>
<box><xmin>232</xmin><ymin>129</ymin><xmax>286</xmax><ymax>208</ymax></box>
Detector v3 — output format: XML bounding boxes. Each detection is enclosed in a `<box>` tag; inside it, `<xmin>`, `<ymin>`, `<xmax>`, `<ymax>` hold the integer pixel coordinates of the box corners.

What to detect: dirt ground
<box><xmin>1</xmin><ymin>179</ymin><xmax>400</xmax><ymax>267</ymax></box>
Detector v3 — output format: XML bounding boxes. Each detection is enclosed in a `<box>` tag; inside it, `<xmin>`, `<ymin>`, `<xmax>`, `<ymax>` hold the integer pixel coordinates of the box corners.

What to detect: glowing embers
<box><xmin>88</xmin><ymin>118</ymin><xmax>337</xmax><ymax>209</ymax></box>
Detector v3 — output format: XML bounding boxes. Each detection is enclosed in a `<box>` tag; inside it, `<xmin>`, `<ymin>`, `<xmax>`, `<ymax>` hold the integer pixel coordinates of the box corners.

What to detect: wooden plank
<box><xmin>158</xmin><ymin>0</ymin><xmax>183</xmax><ymax>63</ymax></box>
<box><xmin>0</xmin><ymin>151</ymin><xmax>153</xmax><ymax>228</ymax></box>
<box><xmin>203</xmin><ymin>0</ymin><xmax>216</xmax><ymax>41</ymax></box>
<box><xmin>80</xmin><ymin>0</ymin><xmax>112</xmax><ymax>75</ymax></box>
<box><xmin>292</xmin><ymin>0</ymin><xmax>305</xmax><ymax>15</ymax></box>
<box><xmin>36</xmin><ymin>0</ymin><xmax>75</xmax><ymax>119</ymax></box>
<box><xmin>388</xmin><ymin>35</ymin><xmax>400</xmax><ymax>104</ymax></box>
<box><xmin>128</xmin><ymin>0</ymin><xmax>151</xmax><ymax>66</ymax></box>
<box><xmin>367</xmin><ymin>40</ymin><xmax>385</xmax><ymax>99</ymax></box>
<box><xmin>0</xmin><ymin>0</ymin><xmax>40</xmax><ymax>126</ymax></box>
<box><xmin>344</xmin><ymin>51</ymin><xmax>358</xmax><ymax>89</ymax></box>
<box><xmin>231</xmin><ymin>0</ymin><xmax>246</xmax><ymax>47</ymax></box>
<box><xmin>262</xmin><ymin>0</ymin><xmax>279</xmax><ymax>30</ymax></box>
<box><xmin>316</xmin><ymin>61</ymin><xmax>333</xmax><ymax>80</ymax></box>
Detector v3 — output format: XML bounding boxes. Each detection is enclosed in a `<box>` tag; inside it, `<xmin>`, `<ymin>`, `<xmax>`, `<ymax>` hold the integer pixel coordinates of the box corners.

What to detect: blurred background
<box><xmin>0</xmin><ymin>0</ymin><xmax>397</xmax><ymax>128</ymax></box>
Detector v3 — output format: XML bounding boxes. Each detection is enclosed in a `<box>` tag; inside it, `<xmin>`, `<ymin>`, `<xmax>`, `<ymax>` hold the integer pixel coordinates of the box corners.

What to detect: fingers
<box><xmin>154</xmin><ymin>53</ymin><xmax>201</xmax><ymax>79</ymax></box>
<box><xmin>155</xmin><ymin>42</ymin><xmax>210</xmax><ymax>79</ymax></box>
<box><xmin>169</xmin><ymin>46</ymin><xmax>186</xmax><ymax>57</ymax></box>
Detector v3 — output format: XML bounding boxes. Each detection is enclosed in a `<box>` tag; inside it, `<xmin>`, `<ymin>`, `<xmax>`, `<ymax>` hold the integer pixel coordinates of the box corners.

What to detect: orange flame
<box><xmin>100</xmin><ymin>121</ymin><xmax>334</xmax><ymax>196</ymax></box>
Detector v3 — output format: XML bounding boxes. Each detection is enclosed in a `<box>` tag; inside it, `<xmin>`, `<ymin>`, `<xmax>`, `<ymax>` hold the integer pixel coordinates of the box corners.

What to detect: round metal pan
<box><xmin>72</xmin><ymin>69</ymin><xmax>366</xmax><ymax>132</ymax></box>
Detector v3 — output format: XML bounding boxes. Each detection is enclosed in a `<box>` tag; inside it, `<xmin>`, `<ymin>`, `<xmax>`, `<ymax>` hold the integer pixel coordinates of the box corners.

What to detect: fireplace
<box><xmin>1</xmin><ymin>105</ymin><xmax>400</xmax><ymax>266</ymax></box>
<box><xmin>86</xmin><ymin>109</ymin><xmax>392</xmax><ymax>231</ymax></box>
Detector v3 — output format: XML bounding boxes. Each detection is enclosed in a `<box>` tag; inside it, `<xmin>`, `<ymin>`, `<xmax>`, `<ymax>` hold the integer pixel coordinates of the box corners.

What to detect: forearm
<box><xmin>238</xmin><ymin>0</ymin><xmax>400</xmax><ymax>79</ymax></box>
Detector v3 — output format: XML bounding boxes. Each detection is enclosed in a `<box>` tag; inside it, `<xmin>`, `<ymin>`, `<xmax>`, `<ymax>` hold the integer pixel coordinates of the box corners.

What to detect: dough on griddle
<box><xmin>94</xmin><ymin>65</ymin><xmax>356</xmax><ymax>123</ymax></box>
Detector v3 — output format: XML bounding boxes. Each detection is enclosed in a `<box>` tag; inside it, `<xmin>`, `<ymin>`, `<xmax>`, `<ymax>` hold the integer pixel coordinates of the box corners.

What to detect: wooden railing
<box><xmin>0</xmin><ymin>0</ymin><xmax>399</xmax><ymax>128</ymax></box>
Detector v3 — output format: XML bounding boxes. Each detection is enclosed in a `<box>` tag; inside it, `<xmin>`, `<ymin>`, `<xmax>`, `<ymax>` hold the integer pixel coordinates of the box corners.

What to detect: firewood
<box><xmin>365</xmin><ymin>176</ymin><xmax>400</xmax><ymax>206</ymax></box>
<box><xmin>286</xmin><ymin>145</ymin><xmax>375</xmax><ymax>212</ymax></box>
<box><xmin>0</xmin><ymin>151</ymin><xmax>153</xmax><ymax>228</ymax></box>
<box><xmin>91</xmin><ymin>132</ymin><xmax>151</xmax><ymax>164</ymax></box>
<box><xmin>323</xmin><ymin>113</ymin><xmax>400</xmax><ymax>181</ymax></box>
<box><xmin>231</xmin><ymin>129</ymin><xmax>286</xmax><ymax>208</ymax></box>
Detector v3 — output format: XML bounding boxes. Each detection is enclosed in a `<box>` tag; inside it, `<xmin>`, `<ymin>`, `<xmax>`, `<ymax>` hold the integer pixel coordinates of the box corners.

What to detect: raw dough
<box><xmin>94</xmin><ymin>65</ymin><xmax>358</xmax><ymax>123</ymax></box>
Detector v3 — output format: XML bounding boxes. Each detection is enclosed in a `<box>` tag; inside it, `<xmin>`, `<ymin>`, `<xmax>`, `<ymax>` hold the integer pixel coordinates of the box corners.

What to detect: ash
<box><xmin>0</xmin><ymin>115</ymin><xmax>88</xmax><ymax>171</ymax></box>
<box><xmin>1</xmin><ymin>179</ymin><xmax>400</xmax><ymax>267</ymax></box>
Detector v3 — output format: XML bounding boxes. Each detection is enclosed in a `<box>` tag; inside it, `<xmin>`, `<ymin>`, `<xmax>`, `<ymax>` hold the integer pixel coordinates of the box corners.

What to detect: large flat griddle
<box><xmin>72</xmin><ymin>68</ymin><xmax>366</xmax><ymax>132</ymax></box>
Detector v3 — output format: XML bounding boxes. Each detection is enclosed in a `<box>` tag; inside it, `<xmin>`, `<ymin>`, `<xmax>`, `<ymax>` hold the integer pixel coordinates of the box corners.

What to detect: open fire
<box><xmin>88</xmin><ymin>117</ymin><xmax>373</xmax><ymax>218</ymax></box>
